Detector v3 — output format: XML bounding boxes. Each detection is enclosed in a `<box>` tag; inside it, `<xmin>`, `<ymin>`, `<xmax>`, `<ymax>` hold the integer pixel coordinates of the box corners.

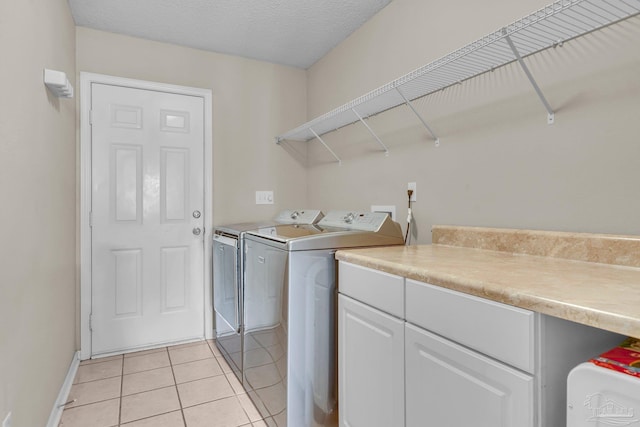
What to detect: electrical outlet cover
<box><xmin>255</xmin><ymin>190</ymin><xmax>274</xmax><ymax>205</ymax></box>
<box><xmin>408</xmin><ymin>182</ymin><xmax>417</xmax><ymax>202</ymax></box>
<box><xmin>371</xmin><ymin>205</ymin><xmax>396</xmax><ymax>221</ymax></box>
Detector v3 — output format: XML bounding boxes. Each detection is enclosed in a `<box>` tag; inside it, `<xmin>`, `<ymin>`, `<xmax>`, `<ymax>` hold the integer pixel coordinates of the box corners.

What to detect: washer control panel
<box><xmin>318</xmin><ymin>211</ymin><xmax>391</xmax><ymax>231</ymax></box>
<box><xmin>273</xmin><ymin>209</ymin><xmax>324</xmax><ymax>224</ymax></box>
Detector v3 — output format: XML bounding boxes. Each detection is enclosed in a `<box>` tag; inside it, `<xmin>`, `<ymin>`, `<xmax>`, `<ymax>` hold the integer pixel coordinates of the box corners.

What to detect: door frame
<box><xmin>79</xmin><ymin>72</ymin><xmax>213</xmax><ymax>360</ymax></box>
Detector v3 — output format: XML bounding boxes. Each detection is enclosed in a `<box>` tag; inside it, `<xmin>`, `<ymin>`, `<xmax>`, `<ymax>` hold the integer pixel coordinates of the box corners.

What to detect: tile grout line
<box><xmin>75</xmin><ymin>356</ymin><xmax>123</xmax><ymax>385</ymax></box>
<box><xmin>121</xmin><ymin>347</ymin><xmax>181</xmax><ymax>425</ymax></box>
<box><xmin>206</xmin><ymin>339</ymin><xmax>264</xmax><ymax>425</ymax></box>
<box><xmin>118</xmin><ymin>354</ymin><xmax>124</xmax><ymax>427</ymax></box>
<box><xmin>68</xmin><ymin>342</ymin><xmax>266</xmax><ymax>427</ymax></box>
<box><xmin>213</xmin><ymin>339</ymin><xmax>267</xmax><ymax>426</ymax></box>
<box><xmin>167</xmin><ymin>346</ymin><xmax>189</xmax><ymax>427</ymax></box>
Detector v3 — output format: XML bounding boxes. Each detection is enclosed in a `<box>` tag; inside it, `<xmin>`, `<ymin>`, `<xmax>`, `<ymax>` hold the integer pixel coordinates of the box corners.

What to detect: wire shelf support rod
<box><xmin>395</xmin><ymin>87</ymin><xmax>440</xmax><ymax>146</ymax></box>
<box><xmin>503</xmin><ymin>28</ymin><xmax>556</xmax><ymax>124</ymax></box>
<box><xmin>352</xmin><ymin>108</ymin><xmax>390</xmax><ymax>156</ymax></box>
<box><xmin>310</xmin><ymin>128</ymin><xmax>342</xmax><ymax>165</ymax></box>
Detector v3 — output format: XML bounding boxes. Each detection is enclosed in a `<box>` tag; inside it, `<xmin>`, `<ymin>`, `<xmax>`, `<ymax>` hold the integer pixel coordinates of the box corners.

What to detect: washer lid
<box><xmin>273</xmin><ymin>209</ymin><xmax>324</xmax><ymax>224</ymax></box>
<box><xmin>317</xmin><ymin>210</ymin><xmax>396</xmax><ymax>232</ymax></box>
<box><xmin>245</xmin><ymin>210</ymin><xmax>404</xmax><ymax>251</ymax></box>
<box><xmin>250</xmin><ymin>224</ymin><xmax>328</xmax><ymax>242</ymax></box>
<box><xmin>214</xmin><ymin>221</ymin><xmax>278</xmax><ymax>236</ymax></box>
<box><xmin>214</xmin><ymin>209</ymin><xmax>324</xmax><ymax>236</ymax></box>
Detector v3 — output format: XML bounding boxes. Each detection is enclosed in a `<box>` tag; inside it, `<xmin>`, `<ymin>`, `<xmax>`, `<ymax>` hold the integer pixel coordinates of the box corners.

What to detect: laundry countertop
<box><xmin>335</xmin><ymin>225</ymin><xmax>640</xmax><ymax>339</ymax></box>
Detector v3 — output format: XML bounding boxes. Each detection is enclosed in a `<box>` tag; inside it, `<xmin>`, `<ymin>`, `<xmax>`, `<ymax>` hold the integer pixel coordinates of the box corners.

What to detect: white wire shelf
<box><xmin>276</xmin><ymin>0</ymin><xmax>640</xmax><ymax>152</ymax></box>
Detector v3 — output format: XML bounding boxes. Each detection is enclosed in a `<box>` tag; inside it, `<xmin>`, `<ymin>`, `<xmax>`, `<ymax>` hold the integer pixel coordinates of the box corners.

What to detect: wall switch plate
<box><xmin>408</xmin><ymin>182</ymin><xmax>417</xmax><ymax>202</ymax></box>
<box><xmin>371</xmin><ymin>205</ymin><xmax>396</xmax><ymax>221</ymax></box>
<box><xmin>3</xmin><ymin>412</ymin><xmax>12</xmax><ymax>427</ymax></box>
<box><xmin>255</xmin><ymin>190</ymin><xmax>274</xmax><ymax>205</ymax></box>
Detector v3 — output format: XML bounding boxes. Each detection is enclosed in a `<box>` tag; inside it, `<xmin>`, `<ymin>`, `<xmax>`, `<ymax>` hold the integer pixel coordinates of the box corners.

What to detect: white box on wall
<box><xmin>371</xmin><ymin>205</ymin><xmax>396</xmax><ymax>221</ymax></box>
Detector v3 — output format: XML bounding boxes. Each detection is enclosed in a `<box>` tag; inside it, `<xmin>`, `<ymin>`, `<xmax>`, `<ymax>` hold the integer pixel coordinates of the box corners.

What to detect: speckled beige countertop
<box><xmin>335</xmin><ymin>225</ymin><xmax>640</xmax><ymax>339</ymax></box>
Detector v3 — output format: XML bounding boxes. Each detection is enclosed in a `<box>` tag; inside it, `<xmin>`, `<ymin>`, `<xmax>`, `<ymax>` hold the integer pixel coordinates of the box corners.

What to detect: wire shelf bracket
<box><xmin>275</xmin><ymin>0</ymin><xmax>640</xmax><ymax>154</ymax></box>
<box><xmin>352</xmin><ymin>108</ymin><xmax>390</xmax><ymax>156</ymax></box>
<box><xmin>503</xmin><ymin>29</ymin><xmax>556</xmax><ymax>124</ymax></box>
<box><xmin>310</xmin><ymin>128</ymin><xmax>342</xmax><ymax>165</ymax></box>
<box><xmin>395</xmin><ymin>87</ymin><xmax>440</xmax><ymax>146</ymax></box>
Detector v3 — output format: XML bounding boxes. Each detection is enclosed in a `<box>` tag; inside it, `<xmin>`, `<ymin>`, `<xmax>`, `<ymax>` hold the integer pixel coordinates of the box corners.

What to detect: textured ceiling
<box><xmin>68</xmin><ymin>0</ymin><xmax>392</xmax><ymax>69</ymax></box>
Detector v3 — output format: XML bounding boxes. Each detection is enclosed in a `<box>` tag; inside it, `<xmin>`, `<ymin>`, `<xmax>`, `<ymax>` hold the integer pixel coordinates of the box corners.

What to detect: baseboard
<box><xmin>45</xmin><ymin>351</ymin><xmax>80</xmax><ymax>427</ymax></box>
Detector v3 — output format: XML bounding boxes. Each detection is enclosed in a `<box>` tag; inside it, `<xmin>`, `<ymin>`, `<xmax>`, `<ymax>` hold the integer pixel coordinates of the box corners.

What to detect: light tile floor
<box><xmin>58</xmin><ymin>340</ymin><xmax>267</xmax><ymax>427</ymax></box>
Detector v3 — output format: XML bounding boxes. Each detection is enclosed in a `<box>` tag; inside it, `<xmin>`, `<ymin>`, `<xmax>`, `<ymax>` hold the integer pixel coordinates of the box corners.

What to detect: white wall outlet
<box><xmin>371</xmin><ymin>205</ymin><xmax>396</xmax><ymax>221</ymax></box>
<box><xmin>3</xmin><ymin>411</ymin><xmax>12</xmax><ymax>427</ymax></box>
<box><xmin>255</xmin><ymin>190</ymin><xmax>274</xmax><ymax>205</ymax></box>
<box><xmin>408</xmin><ymin>182</ymin><xmax>417</xmax><ymax>202</ymax></box>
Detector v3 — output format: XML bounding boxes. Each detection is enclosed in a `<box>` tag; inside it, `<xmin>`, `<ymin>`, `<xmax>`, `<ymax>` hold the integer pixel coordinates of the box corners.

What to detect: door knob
<box><xmin>192</xmin><ymin>227</ymin><xmax>202</xmax><ymax>236</ymax></box>
<box><xmin>193</xmin><ymin>210</ymin><xmax>201</xmax><ymax>219</ymax></box>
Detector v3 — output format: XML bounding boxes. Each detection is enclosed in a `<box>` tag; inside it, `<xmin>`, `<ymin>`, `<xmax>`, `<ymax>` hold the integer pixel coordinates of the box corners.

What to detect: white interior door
<box><xmin>90</xmin><ymin>83</ymin><xmax>205</xmax><ymax>355</ymax></box>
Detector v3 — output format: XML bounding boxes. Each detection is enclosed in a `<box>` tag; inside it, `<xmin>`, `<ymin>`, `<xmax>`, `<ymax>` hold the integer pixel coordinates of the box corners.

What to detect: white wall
<box><xmin>1</xmin><ymin>2</ymin><xmax>637</xmax><ymax>423</ymax></box>
<box><xmin>306</xmin><ymin>0</ymin><xmax>640</xmax><ymax>242</ymax></box>
<box><xmin>76</xmin><ymin>27</ymin><xmax>309</xmax><ymax>226</ymax></box>
<box><xmin>0</xmin><ymin>0</ymin><xmax>77</xmax><ymax>426</ymax></box>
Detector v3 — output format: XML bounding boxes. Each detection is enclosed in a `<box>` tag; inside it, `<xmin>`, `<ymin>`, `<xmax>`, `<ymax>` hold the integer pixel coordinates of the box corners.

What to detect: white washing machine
<box><xmin>568</xmin><ymin>362</ymin><xmax>640</xmax><ymax>426</ymax></box>
<box><xmin>212</xmin><ymin>209</ymin><xmax>323</xmax><ymax>381</ymax></box>
<box><xmin>242</xmin><ymin>211</ymin><xmax>405</xmax><ymax>427</ymax></box>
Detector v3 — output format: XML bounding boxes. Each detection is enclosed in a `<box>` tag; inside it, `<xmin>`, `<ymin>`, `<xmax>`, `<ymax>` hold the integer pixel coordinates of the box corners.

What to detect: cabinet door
<box><xmin>339</xmin><ymin>294</ymin><xmax>404</xmax><ymax>427</ymax></box>
<box><xmin>405</xmin><ymin>324</ymin><xmax>534</xmax><ymax>427</ymax></box>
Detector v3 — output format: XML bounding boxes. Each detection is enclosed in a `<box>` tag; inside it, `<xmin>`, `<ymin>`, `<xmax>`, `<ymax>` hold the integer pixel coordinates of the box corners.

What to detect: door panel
<box><xmin>91</xmin><ymin>83</ymin><xmax>205</xmax><ymax>355</ymax></box>
<box><xmin>338</xmin><ymin>294</ymin><xmax>405</xmax><ymax>427</ymax></box>
<box><xmin>405</xmin><ymin>324</ymin><xmax>534</xmax><ymax>427</ymax></box>
<box><xmin>112</xmin><ymin>145</ymin><xmax>142</xmax><ymax>223</ymax></box>
<box><xmin>161</xmin><ymin>246</ymin><xmax>188</xmax><ymax>312</ymax></box>
<box><xmin>161</xmin><ymin>148</ymin><xmax>188</xmax><ymax>222</ymax></box>
<box><xmin>113</xmin><ymin>249</ymin><xmax>142</xmax><ymax>317</ymax></box>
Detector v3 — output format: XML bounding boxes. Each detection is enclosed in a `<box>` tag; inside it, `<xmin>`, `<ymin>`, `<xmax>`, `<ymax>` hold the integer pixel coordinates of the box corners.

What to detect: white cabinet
<box><xmin>406</xmin><ymin>279</ymin><xmax>535</xmax><ymax>373</ymax></box>
<box><xmin>338</xmin><ymin>261</ymin><xmax>624</xmax><ymax>427</ymax></box>
<box><xmin>339</xmin><ymin>262</ymin><xmax>404</xmax><ymax>318</ymax></box>
<box><xmin>338</xmin><ymin>295</ymin><xmax>405</xmax><ymax>427</ymax></box>
<box><xmin>405</xmin><ymin>323</ymin><xmax>534</xmax><ymax>427</ymax></box>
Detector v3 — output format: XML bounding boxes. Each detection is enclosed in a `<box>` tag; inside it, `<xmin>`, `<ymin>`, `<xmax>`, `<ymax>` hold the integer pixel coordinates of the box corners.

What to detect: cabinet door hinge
<box><xmin>89</xmin><ymin>313</ymin><xmax>93</xmax><ymax>332</ymax></box>
<box><xmin>89</xmin><ymin>211</ymin><xmax>93</xmax><ymax>228</ymax></box>
<box><xmin>89</xmin><ymin>110</ymin><xmax>94</xmax><ymax>125</ymax></box>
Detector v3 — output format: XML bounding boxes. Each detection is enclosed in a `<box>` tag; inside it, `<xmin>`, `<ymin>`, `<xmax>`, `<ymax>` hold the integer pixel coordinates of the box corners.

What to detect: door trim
<box><xmin>79</xmin><ymin>72</ymin><xmax>213</xmax><ymax>360</ymax></box>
